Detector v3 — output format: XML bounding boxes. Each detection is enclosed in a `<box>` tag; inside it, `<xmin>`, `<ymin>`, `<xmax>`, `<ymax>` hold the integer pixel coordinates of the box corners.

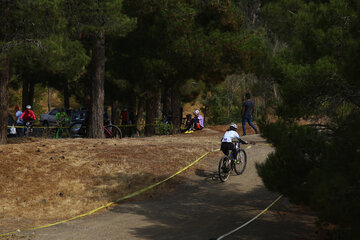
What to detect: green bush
<box><xmin>154</xmin><ymin>118</ymin><xmax>173</xmax><ymax>135</ymax></box>
<box><xmin>256</xmin><ymin>113</ymin><xmax>360</xmax><ymax>238</ymax></box>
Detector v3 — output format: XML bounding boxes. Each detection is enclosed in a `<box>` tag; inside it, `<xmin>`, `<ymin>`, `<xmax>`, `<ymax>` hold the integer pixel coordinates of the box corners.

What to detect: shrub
<box><xmin>154</xmin><ymin>118</ymin><xmax>173</xmax><ymax>135</ymax></box>
<box><xmin>256</xmin><ymin>113</ymin><xmax>360</xmax><ymax>238</ymax></box>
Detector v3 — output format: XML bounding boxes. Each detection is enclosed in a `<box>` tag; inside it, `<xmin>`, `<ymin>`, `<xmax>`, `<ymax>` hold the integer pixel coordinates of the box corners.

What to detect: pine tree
<box><xmin>257</xmin><ymin>0</ymin><xmax>360</xmax><ymax>236</ymax></box>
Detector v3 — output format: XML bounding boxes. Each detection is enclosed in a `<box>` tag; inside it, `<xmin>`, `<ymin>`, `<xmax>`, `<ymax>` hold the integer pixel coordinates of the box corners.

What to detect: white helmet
<box><xmin>193</xmin><ymin>109</ymin><xmax>200</xmax><ymax>116</ymax></box>
<box><xmin>26</xmin><ymin>105</ymin><xmax>32</xmax><ymax>110</ymax></box>
<box><xmin>230</xmin><ymin>123</ymin><xmax>237</xmax><ymax>130</ymax></box>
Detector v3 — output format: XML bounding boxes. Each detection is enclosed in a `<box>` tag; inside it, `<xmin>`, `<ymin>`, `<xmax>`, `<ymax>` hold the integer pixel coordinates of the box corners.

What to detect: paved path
<box><xmin>8</xmin><ymin>135</ymin><xmax>316</xmax><ymax>240</ymax></box>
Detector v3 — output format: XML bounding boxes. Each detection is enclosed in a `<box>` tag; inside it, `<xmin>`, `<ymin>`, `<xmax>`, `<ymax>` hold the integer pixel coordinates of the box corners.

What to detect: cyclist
<box><xmin>55</xmin><ymin>110</ymin><xmax>69</xmax><ymax>126</ymax></box>
<box><xmin>20</xmin><ymin>105</ymin><xmax>36</xmax><ymax>133</ymax></box>
<box><xmin>20</xmin><ymin>105</ymin><xmax>36</xmax><ymax>123</ymax></box>
<box><xmin>221</xmin><ymin>123</ymin><xmax>248</xmax><ymax>161</ymax></box>
<box><xmin>55</xmin><ymin>110</ymin><xmax>70</xmax><ymax>138</ymax></box>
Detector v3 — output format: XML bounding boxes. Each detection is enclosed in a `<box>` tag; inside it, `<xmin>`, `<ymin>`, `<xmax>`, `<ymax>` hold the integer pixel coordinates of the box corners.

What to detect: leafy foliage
<box><xmin>262</xmin><ymin>0</ymin><xmax>360</xmax><ymax>119</ymax></box>
<box><xmin>154</xmin><ymin>118</ymin><xmax>173</xmax><ymax>135</ymax></box>
<box><xmin>257</xmin><ymin>113</ymin><xmax>360</xmax><ymax>238</ymax></box>
<box><xmin>201</xmin><ymin>75</ymin><xmax>244</xmax><ymax>125</ymax></box>
<box><xmin>258</xmin><ymin>0</ymin><xmax>360</xmax><ymax>237</ymax></box>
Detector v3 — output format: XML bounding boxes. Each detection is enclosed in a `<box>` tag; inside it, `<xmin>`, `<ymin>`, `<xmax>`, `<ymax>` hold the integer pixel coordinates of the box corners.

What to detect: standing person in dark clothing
<box><xmin>241</xmin><ymin>93</ymin><xmax>258</xmax><ymax>136</ymax></box>
<box><xmin>120</xmin><ymin>107</ymin><xmax>128</xmax><ymax>125</ymax></box>
<box><xmin>128</xmin><ymin>108</ymin><xmax>135</xmax><ymax>137</ymax></box>
<box><xmin>120</xmin><ymin>107</ymin><xmax>129</xmax><ymax>136</ymax></box>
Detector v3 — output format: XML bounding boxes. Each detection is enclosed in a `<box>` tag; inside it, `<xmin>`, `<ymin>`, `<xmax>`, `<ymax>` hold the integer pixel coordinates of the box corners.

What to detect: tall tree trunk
<box><xmin>111</xmin><ymin>100</ymin><xmax>120</xmax><ymax>125</ymax></box>
<box><xmin>156</xmin><ymin>88</ymin><xmax>162</xmax><ymax>120</ymax></box>
<box><xmin>22</xmin><ymin>77</ymin><xmax>29</xmax><ymax>110</ymax></box>
<box><xmin>63</xmin><ymin>78</ymin><xmax>70</xmax><ymax>109</ymax></box>
<box><xmin>48</xmin><ymin>85</ymin><xmax>51</xmax><ymax>111</ymax></box>
<box><xmin>273</xmin><ymin>82</ymin><xmax>278</xmax><ymax>100</ymax></box>
<box><xmin>145</xmin><ymin>92</ymin><xmax>157</xmax><ymax>136</ymax></box>
<box><xmin>171</xmin><ymin>84</ymin><xmax>181</xmax><ymax>134</ymax></box>
<box><xmin>162</xmin><ymin>86</ymin><xmax>171</xmax><ymax>118</ymax></box>
<box><xmin>22</xmin><ymin>77</ymin><xmax>34</xmax><ymax>109</ymax></box>
<box><xmin>88</xmin><ymin>30</ymin><xmax>105</xmax><ymax>138</ymax></box>
<box><xmin>136</xmin><ymin>97</ymin><xmax>145</xmax><ymax>129</ymax></box>
<box><xmin>0</xmin><ymin>55</ymin><xmax>9</xmax><ymax>144</ymax></box>
<box><xmin>29</xmin><ymin>80</ymin><xmax>34</xmax><ymax>107</ymax></box>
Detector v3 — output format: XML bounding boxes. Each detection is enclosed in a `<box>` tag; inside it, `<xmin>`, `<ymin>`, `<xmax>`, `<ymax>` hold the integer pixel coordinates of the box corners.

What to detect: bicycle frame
<box><xmin>24</xmin><ymin>120</ymin><xmax>34</xmax><ymax>137</ymax></box>
<box><xmin>228</xmin><ymin>141</ymin><xmax>241</xmax><ymax>160</ymax></box>
<box><xmin>218</xmin><ymin>141</ymin><xmax>247</xmax><ymax>182</ymax></box>
<box><xmin>103</xmin><ymin>126</ymin><xmax>113</xmax><ymax>137</ymax></box>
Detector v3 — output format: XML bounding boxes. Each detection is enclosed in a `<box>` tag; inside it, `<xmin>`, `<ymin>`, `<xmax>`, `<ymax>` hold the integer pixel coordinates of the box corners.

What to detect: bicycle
<box><xmin>69</xmin><ymin>122</ymin><xmax>122</xmax><ymax>138</ymax></box>
<box><xmin>218</xmin><ymin>141</ymin><xmax>247</xmax><ymax>182</ymax></box>
<box><xmin>103</xmin><ymin>124</ymin><xmax>122</xmax><ymax>138</ymax></box>
<box><xmin>23</xmin><ymin>120</ymin><xmax>35</xmax><ymax>137</ymax></box>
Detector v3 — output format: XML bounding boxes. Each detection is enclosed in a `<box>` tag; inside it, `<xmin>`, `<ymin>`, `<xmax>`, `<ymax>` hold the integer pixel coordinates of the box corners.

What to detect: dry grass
<box><xmin>0</xmin><ymin>126</ymin><xmax>233</xmax><ymax>233</ymax></box>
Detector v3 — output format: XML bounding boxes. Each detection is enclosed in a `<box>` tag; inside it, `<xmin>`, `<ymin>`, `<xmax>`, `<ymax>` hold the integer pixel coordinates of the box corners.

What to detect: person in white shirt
<box><xmin>14</xmin><ymin>106</ymin><xmax>23</xmax><ymax>137</ymax></box>
<box><xmin>221</xmin><ymin>123</ymin><xmax>248</xmax><ymax>160</ymax></box>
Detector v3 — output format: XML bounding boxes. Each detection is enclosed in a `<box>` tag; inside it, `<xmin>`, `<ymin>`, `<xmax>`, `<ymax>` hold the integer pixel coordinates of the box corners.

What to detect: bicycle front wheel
<box><xmin>218</xmin><ymin>156</ymin><xmax>231</xmax><ymax>182</ymax></box>
<box><xmin>234</xmin><ymin>149</ymin><xmax>247</xmax><ymax>175</ymax></box>
<box><xmin>69</xmin><ymin>123</ymin><xmax>86</xmax><ymax>138</ymax></box>
<box><xmin>104</xmin><ymin>125</ymin><xmax>122</xmax><ymax>138</ymax></box>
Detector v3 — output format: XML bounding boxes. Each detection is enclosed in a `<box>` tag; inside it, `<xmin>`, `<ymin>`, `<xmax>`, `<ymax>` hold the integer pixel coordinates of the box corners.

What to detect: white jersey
<box><xmin>221</xmin><ymin>130</ymin><xmax>240</xmax><ymax>143</ymax></box>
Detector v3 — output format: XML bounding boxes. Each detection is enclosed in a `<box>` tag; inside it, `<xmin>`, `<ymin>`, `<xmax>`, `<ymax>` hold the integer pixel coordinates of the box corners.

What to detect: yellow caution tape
<box><xmin>7</xmin><ymin>125</ymin><xmax>63</xmax><ymax>129</ymax></box>
<box><xmin>0</xmin><ymin>142</ymin><xmax>270</xmax><ymax>237</ymax></box>
<box><xmin>0</xmin><ymin>149</ymin><xmax>219</xmax><ymax>237</ymax></box>
<box><xmin>216</xmin><ymin>195</ymin><xmax>283</xmax><ymax>240</ymax></box>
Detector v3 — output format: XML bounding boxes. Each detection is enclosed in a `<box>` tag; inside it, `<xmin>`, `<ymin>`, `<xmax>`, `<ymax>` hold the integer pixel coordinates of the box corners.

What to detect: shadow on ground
<box><xmin>104</xmin><ymin>169</ymin><xmax>317</xmax><ymax>240</ymax></box>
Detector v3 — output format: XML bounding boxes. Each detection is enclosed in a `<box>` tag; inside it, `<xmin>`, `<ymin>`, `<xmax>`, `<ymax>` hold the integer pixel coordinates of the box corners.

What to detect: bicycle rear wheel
<box><xmin>104</xmin><ymin>125</ymin><xmax>122</xmax><ymax>138</ymax></box>
<box><xmin>234</xmin><ymin>149</ymin><xmax>247</xmax><ymax>175</ymax></box>
<box><xmin>218</xmin><ymin>156</ymin><xmax>231</xmax><ymax>182</ymax></box>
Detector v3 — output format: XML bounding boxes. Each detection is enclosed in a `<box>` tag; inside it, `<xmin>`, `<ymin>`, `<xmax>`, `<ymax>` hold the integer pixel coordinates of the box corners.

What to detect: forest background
<box><xmin>0</xmin><ymin>0</ymin><xmax>359</xmax><ymax>239</ymax></box>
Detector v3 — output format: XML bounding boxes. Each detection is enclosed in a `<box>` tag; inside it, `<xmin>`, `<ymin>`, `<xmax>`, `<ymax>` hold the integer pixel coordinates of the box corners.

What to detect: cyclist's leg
<box><xmin>23</xmin><ymin>121</ymin><xmax>29</xmax><ymax>136</ymax></box>
<box><xmin>230</xmin><ymin>143</ymin><xmax>236</xmax><ymax>160</ymax></box>
<box><xmin>30</xmin><ymin>120</ymin><xmax>34</xmax><ymax>132</ymax></box>
<box><xmin>221</xmin><ymin>142</ymin><xmax>235</xmax><ymax>157</ymax></box>
<box><xmin>58</xmin><ymin>127</ymin><xmax>64</xmax><ymax>138</ymax></box>
<box><xmin>220</xmin><ymin>142</ymin><xmax>230</xmax><ymax>156</ymax></box>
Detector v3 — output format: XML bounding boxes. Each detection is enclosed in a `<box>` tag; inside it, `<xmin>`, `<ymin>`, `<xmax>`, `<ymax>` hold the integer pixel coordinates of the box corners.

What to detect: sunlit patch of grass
<box><xmin>0</xmin><ymin>128</ymin><xmax>225</xmax><ymax>232</ymax></box>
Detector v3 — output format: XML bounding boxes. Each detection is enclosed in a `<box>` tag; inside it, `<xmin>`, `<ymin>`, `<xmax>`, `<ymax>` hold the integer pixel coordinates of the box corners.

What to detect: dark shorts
<box><xmin>220</xmin><ymin>142</ymin><xmax>236</xmax><ymax>157</ymax></box>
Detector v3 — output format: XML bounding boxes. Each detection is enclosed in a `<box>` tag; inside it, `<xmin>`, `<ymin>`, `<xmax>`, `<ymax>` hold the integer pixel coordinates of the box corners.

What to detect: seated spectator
<box><xmin>184</xmin><ymin>114</ymin><xmax>192</xmax><ymax>131</ymax></box>
<box><xmin>185</xmin><ymin>109</ymin><xmax>204</xmax><ymax>133</ymax></box>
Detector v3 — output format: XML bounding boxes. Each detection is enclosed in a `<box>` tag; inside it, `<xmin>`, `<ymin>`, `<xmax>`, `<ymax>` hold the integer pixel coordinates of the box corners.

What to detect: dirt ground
<box><xmin>0</xmin><ymin>124</ymin><xmax>319</xmax><ymax>239</ymax></box>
